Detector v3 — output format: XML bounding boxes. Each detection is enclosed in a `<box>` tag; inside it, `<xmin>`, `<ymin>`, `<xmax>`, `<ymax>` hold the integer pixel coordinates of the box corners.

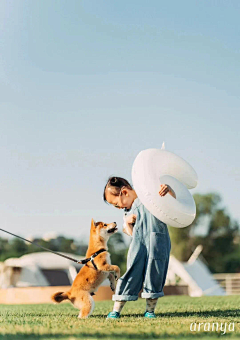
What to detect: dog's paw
<box><xmin>110</xmin><ymin>283</ymin><xmax>116</xmax><ymax>292</ymax></box>
<box><xmin>114</xmin><ymin>272</ymin><xmax>120</xmax><ymax>281</ymax></box>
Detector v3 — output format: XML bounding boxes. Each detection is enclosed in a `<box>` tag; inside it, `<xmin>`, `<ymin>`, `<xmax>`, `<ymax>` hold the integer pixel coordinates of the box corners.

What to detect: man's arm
<box><xmin>123</xmin><ymin>222</ymin><xmax>134</xmax><ymax>236</ymax></box>
<box><xmin>168</xmin><ymin>187</ymin><xmax>176</xmax><ymax>199</ymax></box>
<box><xmin>123</xmin><ymin>214</ymin><xmax>137</xmax><ymax>236</ymax></box>
<box><xmin>159</xmin><ymin>184</ymin><xmax>176</xmax><ymax>199</ymax></box>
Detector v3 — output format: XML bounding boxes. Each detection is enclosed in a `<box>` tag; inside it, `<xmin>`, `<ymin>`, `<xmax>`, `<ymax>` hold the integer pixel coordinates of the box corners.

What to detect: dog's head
<box><xmin>91</xmin><ymin>219</ymin><xmax>118</xmax><ymax>240</ymax></box>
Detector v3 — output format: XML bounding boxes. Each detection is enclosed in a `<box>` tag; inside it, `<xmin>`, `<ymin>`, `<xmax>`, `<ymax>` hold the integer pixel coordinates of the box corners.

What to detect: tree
<box><xmin>106</xmin><ymin>232</ymin><xmax>128</xmax><ymax>274</ymax></box>
<box><xmin>0</xmin><ymin>233</ymin><xmax>129</xmax><ymax>275</ymax></box>
<box><xmin>169</xmin><ymin>193</ymin><xmax>240</xmax><ymax>273</ymax></box>
<box><xmin>0</xmin><ymin>235</ymin><xmax>83</xmax><ymax>261</ymax></box>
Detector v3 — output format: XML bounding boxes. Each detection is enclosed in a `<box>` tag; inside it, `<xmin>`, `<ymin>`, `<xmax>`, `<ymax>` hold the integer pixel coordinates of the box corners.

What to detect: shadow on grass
<box><xmin>0</xmin><ymin>331</ymin><xmax>238</xmax><ymax>340</ymax></box>
<box><xmin>20</xmin><ymin>308</ymin><xmax>237</xmax><ymax>319</ymax></box>
<box><xmin>92</xmin><ymin>308</ymin><xmax>239</xmax><ymax>318</ymax></box>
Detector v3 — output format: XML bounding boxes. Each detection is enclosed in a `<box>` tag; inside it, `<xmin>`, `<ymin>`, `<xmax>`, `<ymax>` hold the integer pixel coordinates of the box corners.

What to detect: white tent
<box><xmin>1</xmin><ymin>251</ymin><xmax>226</xmax><ymax>296</ymax></box>
<box><xmin>0</xmin><ymin>252</ymin><xmax>85</xmax><ymax>288</ymax></box>
<box><xmin>166</xmin><ymin>255</ymin><xmax>226</xmax><ymax>296</ymax></box>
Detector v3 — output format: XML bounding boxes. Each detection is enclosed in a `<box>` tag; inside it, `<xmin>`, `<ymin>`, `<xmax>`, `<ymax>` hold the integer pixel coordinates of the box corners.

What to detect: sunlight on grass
<box><xmin>0</xmin><ymin>295</ymin><xmax>239</xmax><ymax>339</ymax></box>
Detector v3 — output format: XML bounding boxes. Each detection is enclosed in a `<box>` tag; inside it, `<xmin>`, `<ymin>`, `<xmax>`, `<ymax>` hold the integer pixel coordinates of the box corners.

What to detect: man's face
<box><xmin>105</xmin><ymin>187</ymin><xmax>133</xmax><ymax>210</ymax></box>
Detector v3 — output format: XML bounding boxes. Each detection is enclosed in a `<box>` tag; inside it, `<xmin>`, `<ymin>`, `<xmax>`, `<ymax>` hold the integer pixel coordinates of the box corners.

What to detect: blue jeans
<box><xmin>112</xmin><ymin>216</ymin><xmax>171</xmax><ymax>301</ymax></box>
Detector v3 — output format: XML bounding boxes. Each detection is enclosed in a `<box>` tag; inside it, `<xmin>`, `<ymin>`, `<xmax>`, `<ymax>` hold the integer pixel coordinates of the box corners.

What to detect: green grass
<box><xmin>0</xmin><ymin>295</ymin><xmax>239</xmax><ymax>340</ymax></box>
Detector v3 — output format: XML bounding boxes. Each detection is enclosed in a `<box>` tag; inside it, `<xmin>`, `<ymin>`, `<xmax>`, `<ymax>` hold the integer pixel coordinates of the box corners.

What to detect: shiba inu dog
<box><xmin>51</xmin><ymin>219</ymin><xmax>120</xmax><ymax>318</ymax></box>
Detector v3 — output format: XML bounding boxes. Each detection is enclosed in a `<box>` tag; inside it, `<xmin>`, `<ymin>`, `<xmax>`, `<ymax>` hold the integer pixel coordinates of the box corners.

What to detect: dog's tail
<box><xmin>51</xmin><ymin>291</ymin><xmax>70</xmax><ymax>303</ymax></box>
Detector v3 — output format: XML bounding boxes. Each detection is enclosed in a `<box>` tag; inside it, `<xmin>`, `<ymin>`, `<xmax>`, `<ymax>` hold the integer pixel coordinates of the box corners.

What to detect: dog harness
<box><xmin>82</xmin><ymin>248</ymin><xmax>108</xmax><ymax>296</ymax></box>
<box><xmin>82</xmin><ymin>248</ymin><xmax>107</xmax><ymax>271</ymax></box>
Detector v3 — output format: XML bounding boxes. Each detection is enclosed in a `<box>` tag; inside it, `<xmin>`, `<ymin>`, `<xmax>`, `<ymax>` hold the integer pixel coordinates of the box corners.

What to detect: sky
<box><xmin>0</xmin><ymin>0</ymin><xmax>239</xmax><ymax>245</ymax></box>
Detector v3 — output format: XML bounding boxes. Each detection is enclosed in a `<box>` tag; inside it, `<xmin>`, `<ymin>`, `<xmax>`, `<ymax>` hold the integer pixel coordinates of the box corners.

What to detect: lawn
<box><xmin>0</xmin><ymin>295</ymin><xmax>239</xmax><ymax>340</ymax></box>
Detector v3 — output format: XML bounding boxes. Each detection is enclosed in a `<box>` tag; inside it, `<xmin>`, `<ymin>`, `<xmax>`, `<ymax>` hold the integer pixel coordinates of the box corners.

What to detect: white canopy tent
<box><xmin>0</xmin><ymin>252</ymin><xmax>85</xmax><ymax>288</ymax></box>
<box><xmin>0</xmin><ymin>250</ymin><xmax>226</xmax><ymax>296</ymax></box>
<box><xmin>166</xmin><ymin>255</ymin><xmax>226</xmax><ymax>296</ymax></box>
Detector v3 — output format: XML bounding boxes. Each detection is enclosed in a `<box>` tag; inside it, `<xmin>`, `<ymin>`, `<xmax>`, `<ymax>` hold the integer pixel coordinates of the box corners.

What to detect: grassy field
<box><xmin>0</xmin><ymin>295</ymin><xmax>239</xmax><ymax>340</ymax></box>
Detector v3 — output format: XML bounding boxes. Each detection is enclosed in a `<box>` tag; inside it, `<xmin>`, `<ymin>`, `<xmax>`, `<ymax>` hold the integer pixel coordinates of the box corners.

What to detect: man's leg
<box><xmin>112</xmin><ymin>233</ymin><xmax>147</xmax><ymax>302</ymax></box>
<box><xmin>142</xmin><ymin>231</ymin><xmax>171</xmax><ymax>300</ymax></box>
<box><xmin>107</xmin><ymin>233</ymin><xmax>147</xmax><ymax>319</ymax></box>
<box><xmin>113</xmin><ymin>301</ymin><xmax>126</xmax><ymax>313</ymax></box>
<box><xmin>145</xmin><ymin>297</ymin><xmax>158</xmax><ymax>312</ymax></box>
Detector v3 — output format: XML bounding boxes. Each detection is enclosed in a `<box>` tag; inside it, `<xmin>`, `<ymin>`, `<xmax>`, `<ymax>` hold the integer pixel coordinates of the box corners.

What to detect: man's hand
<box><xmin>159</xmin><ymin>184</ymin><xmax>176</xmax><ymax>199</ymax></box>
<box><xmin>122</xmin><ymin>214</ymin><xmax>137</xmax><ymax>237</ymax></box>
<box><xmin>125</xmin><ymin>214</ymin><xmax>137</xmax><ymax>225</ymax></box>
<box><xmin>123</xmin><ymin>223</ymin><xmax>134</xmax><ymax>236</ymax></box>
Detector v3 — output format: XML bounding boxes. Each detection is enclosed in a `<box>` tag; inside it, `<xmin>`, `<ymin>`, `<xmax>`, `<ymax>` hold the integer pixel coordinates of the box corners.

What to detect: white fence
<box><xmin>213</xmin><ymin>273</ymin><xmax>240</xmax><ymax>295</ymax></box>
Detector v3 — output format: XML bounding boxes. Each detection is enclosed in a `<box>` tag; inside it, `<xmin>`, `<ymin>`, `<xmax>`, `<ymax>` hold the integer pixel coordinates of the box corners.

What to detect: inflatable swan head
<box><xmin>131</xmin><ymin>143</ymin><xmax>198</xmax><ymax>228</ymax></box>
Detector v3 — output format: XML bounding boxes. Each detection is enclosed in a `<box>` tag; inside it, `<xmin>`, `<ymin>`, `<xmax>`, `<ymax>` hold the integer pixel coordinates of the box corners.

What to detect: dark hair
<box><xmin>103</xmin><ymin>176</ymin><xmax>133</xmax><ymax>204</ymax></box>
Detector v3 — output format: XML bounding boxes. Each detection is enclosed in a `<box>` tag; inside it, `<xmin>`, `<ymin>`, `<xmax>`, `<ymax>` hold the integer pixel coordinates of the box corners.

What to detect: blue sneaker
<box><xmin>144</xmin><ymin>311</ymin><xmax>156</xmax><ymax>318</ymax></box>
<box><xmin>106</xmin><ymin>311</ymin><xmax>121</xmax><ymax>319</ymax></box>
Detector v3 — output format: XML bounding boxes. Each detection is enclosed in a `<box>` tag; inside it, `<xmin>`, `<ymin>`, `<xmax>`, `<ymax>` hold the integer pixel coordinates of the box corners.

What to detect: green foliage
<box><xmin>0</xmin><ymin>232</ymin><xmax>127</xmax><ymax>273</ymax></box>
<box><xmin>168</xmin><ymin>225</ymin><xmax>194</xmax><ymax>261</ymax></box>
<box><xmin>169</xmin><ymin>192</ymin><xmax>240</xmax><ymax>273</ymax></box>
<box><xmin>0</xmin><ymin>235</ymin><xmax>87</xmax><ymax>262</ymax></box>
<box><xmin>106</xmin><ymin>232</ymin><xmax>128</xmax><ymax>274</ymax></box>
<box><xmin>0</xmin><ymin>238</ymin><xmax>29</xmax><ymax>261</ymax></box>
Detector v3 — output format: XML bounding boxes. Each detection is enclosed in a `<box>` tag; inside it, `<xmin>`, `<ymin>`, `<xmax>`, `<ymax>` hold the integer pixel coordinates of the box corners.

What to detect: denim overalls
<box><xmin>112</xmin><ymin>197</ymin><xmax>171</xmax><ymax>301</ymax></box>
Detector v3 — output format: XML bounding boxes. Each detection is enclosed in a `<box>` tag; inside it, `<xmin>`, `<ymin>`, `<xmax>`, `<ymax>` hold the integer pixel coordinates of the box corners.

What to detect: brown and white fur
<box><xmin>51</xmin><ymin>219</ymin><xmax>120</xmax><ymax>319</ymax></box>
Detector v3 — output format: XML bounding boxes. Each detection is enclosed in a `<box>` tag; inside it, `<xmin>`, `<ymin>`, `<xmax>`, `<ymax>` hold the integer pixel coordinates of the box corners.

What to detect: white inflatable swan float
<box><xmin>132</xmin><ymin>143</ymin><xmax>198</xmax><ymax>228</ymax></box>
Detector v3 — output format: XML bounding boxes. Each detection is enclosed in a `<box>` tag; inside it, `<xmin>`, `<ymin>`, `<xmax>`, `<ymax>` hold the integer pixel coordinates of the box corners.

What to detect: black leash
<box><xmin>0</xmin><ymin>228</ymin><xmax>106</xmax><ymax>269</ymax></box>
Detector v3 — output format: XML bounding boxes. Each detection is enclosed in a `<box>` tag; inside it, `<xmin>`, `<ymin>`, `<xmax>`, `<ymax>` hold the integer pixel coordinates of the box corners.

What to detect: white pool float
<box><xmin>131</xmin><ymin>143</ymin><xmax>198</xmax><ymax>228</ymax></box>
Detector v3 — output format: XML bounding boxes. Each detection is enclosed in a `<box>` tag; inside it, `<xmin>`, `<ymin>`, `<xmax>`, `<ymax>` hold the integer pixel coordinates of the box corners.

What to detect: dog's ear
<box><xmin>91</xmin><ymin>218</ymin><xmax>96</xmax><ymax>227</ymax></box>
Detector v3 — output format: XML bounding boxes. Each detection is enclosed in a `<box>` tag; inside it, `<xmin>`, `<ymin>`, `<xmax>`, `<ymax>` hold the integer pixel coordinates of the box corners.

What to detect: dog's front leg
<box><xmin>108</xmin><ymin>272</ymin><xmax>116</xmax><ymax>292</ymax></box>
<box><xmin>97</xmin><ymin>264</ymin><xmax>120</xmax><ymax>281</ymax></box>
